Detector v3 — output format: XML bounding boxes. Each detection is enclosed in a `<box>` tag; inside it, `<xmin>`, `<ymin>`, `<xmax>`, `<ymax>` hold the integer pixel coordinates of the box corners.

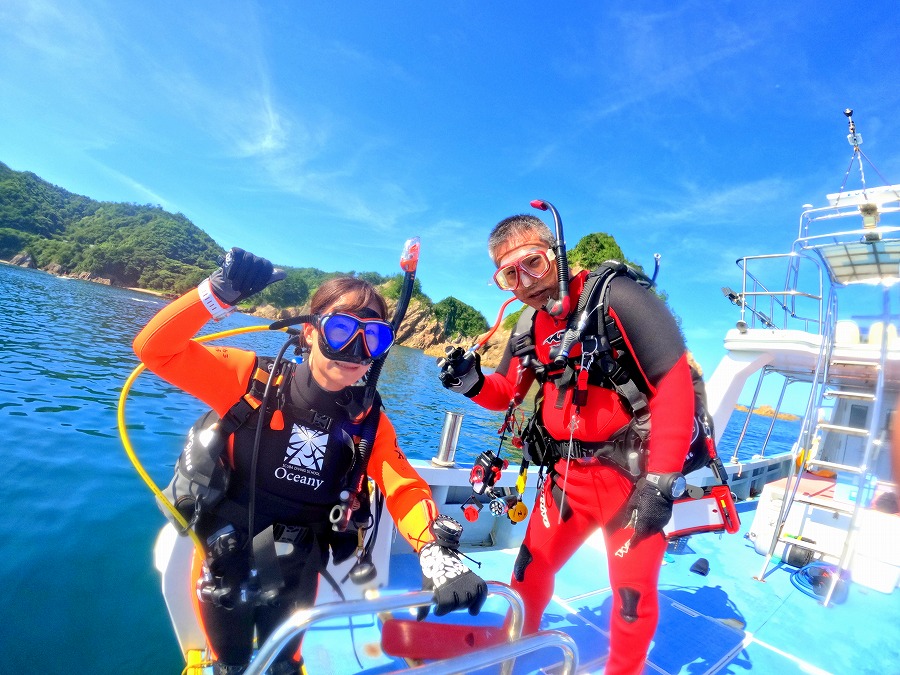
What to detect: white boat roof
<box><xmin>826</xmin><ymin>183</ymin><xmax>900</xmax><ymax>207</ymax></box>
<box><xmin>810</xmin><ymin>236</ymin><xmax>900</xmax><ymax>286</ymax></box>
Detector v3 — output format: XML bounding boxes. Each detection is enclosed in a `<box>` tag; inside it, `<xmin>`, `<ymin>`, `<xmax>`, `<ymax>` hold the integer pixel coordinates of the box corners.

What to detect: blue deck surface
<box><xmin>301</xmin><ymin>501</ymin><xmax>900</xmax><ymax>674</ymax></box>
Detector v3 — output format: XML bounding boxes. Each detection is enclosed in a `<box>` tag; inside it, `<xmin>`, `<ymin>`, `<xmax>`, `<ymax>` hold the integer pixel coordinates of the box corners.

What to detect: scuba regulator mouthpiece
<box><xmin>530</xmin><ymin>199</ymin><xmax>571</xmax><ymax>317</ymax></box>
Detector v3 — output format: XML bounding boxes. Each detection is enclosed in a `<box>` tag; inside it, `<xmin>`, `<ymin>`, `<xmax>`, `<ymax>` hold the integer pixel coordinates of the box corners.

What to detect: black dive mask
<box><xmin>316</xmin><ymin>308</ymin><xmax>394</xmax><ymax>365</ymax></box>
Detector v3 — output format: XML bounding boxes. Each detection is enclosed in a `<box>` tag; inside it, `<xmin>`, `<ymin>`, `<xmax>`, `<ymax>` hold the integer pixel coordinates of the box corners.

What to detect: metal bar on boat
<box><xmin>730</xmin><ymin>366</ymin><xmax>770</xmax><ymax>462</ymax></box>
<box><xmin>755</xmin><ymin>376</ymin><xmax>795</xmax><ymax>458</ymax></box>
<box><xmin>394</xmin><ymin>629</ymin><xmax>579</xmax><ymax>675</ymax></box>
<box><xmin>433</xmin><ymin>411</ymin><xmax>463</xmax><ymax>467</ymax></box>
<box><xmin>244</xmin><ymin>582</ymin><xmax>525</xmax><ymax>675</ymax></box>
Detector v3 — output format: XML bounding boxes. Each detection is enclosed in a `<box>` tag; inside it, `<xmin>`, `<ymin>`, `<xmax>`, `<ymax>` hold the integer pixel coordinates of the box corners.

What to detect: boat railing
<box><xmin>797</xmin><ymin>184</ymin><xmax>900</xmax><ymax>242</ymax></box>
<box><xmin>735</xmin><ymin>251</ymin><xmax>825</xmax><ymax>333</ymax></box>
<box><xmin>244</xmin><ymin>582</ymin><xmax>538</xmax><ymax>675</ymax></box>
<box><xmin>728</xmin><ymin>366</ymin><xmax>806</xmax><ymax>461</ymax></box>
<box><xmin>396</xmin><ymin>630</ymin><xmax>579</xmax><ymax>675</ymax></box>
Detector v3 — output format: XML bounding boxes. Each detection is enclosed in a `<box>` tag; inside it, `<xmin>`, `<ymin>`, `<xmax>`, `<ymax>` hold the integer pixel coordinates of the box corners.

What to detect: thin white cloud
<box><xmin>522</xmin><ymin>6</ymin><xmax>763</xmax><ymax>171</ymax></box>
<box><xmin>319</xmin><ymin>40</ymin><xmax>418</xmax><ymax>87</ymax></box>
<box><xmin>0</xmin><ymin>0</ymin><xmax>113</xmax><ymax>68</ymax></box>
<box><xmin>650</xmin><ymin>177</ymin><xmax>798</xmax><ymax>225</ymax></box>
<box><xmin>93</xmin><ymin>162</ymin><xmax>174</xmax><ymax>210</ymax></box>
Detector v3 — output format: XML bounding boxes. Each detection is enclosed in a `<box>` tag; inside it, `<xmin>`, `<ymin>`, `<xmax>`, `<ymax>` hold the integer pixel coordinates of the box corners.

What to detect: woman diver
<box><xmin>134</xmin><ymin>248</ymin><xmax>487</xmax><ymax>675</ymax></box>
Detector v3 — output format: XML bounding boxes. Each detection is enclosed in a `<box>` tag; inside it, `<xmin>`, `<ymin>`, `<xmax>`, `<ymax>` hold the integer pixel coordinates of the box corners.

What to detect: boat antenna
<box><xmin>835</xmin><ymin>109</ymin><xmax>898</xmax><ymax>204</ymax></box>
<box><xmin>530</xmin><ymin>199</ymin><xmax>571</xmax><ymax>317</ymax></box>
<box><xmin>842</xmin><ymin>108</ymin><xmax>869</xmax><ymax>199</ymax></box>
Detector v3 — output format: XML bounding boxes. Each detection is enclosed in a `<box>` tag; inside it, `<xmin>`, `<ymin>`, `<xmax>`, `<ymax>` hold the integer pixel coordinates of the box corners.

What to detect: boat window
<box><xmin>848</xmin><ymin>404</ymin><xmax>868</xmax><ymax>430</ymax></box>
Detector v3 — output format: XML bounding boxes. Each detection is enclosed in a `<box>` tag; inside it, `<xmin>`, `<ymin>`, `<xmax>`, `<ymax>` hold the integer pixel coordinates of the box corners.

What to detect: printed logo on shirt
<box><xmin>283</xmin><ymin>423</ymin><xmax>328</xmax><ymax>477</ymax></box>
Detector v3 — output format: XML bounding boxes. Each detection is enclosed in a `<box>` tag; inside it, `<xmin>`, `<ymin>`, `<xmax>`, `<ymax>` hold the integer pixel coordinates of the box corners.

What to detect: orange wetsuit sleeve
<box><xmin>368</xmin><ymin>412</ymin><xmax>438</xmax><ymax>552</ymax></box>
<box><xmin>132</xmin><ymin>288</ymin><xmax>258</xmax><ymax>416</ymax></box>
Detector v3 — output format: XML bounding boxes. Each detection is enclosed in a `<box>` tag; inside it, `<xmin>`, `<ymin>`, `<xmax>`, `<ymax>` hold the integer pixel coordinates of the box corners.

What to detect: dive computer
<box><xmin>430</xmin><ymin>514</ymin><xmax>463</xmax><ymax>550</ymax></box>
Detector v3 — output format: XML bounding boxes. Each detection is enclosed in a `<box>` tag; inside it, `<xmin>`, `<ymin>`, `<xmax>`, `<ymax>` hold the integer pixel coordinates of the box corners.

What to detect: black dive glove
<box><xmin>208</xmin><ymin>247</ymin><xmax>285</xmax><ymax>305</ymax></box>
<box><xmin>437</xmin><ymin>346</ymin><xmax>485</xmax><ymax>398</ymax></box>
<box><xmin>417</xmin><ymin>542</ymin><xmax>488</xmax><ymax>619</ymax></box>
<box><xmin>618</xmin><ymin>476</ymin><xmax>674</xmax><ymax>545</ymax></box>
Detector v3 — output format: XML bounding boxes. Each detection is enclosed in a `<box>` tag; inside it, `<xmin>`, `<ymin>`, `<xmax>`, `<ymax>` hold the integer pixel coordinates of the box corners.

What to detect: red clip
<box><xmin>269</xmin><ymin>409</ymin><xmax>285</xmax><ymax>431</ymax></box>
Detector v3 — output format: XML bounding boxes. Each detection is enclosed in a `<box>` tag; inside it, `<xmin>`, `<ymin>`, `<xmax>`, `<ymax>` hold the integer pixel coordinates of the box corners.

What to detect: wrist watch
<box><xmin>645</xmin><ymin>472</ymin><xmax>687</xmax><ymax>500</ymax></box>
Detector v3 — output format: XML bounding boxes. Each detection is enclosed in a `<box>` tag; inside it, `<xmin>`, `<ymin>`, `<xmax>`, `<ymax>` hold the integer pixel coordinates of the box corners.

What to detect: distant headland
<box><xmin>735</xmin><ymin>404</ymin><xmax>800</xmax><ymax>421</ymax></box>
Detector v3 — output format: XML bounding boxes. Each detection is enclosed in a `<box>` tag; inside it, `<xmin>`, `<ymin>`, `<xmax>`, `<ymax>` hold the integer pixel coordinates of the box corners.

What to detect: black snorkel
<box><xmin>333</xmin><ymin>237</ymin><xmax>419</xmax><ymax>519</ymax></box>
<box><xmin>530</xmin><ymin>199</ymin><xmax>571</xmax><ymax>318</ymax></box>
<box><xmin>328</xmin><ymin>237</ymin><xmax>420</xmax><ymax>584</ymax></box>
<box><xmin>244</xmin><ymin>296</ymin><xmax>302</xmax><ymax>572</ymax></box>
<box><xmin>355</xmin><ymin>236</ymin><xmax>420</xmax><ymax>417</ymax></box>
<box><xmin>261</xmin><ymin>239</ymin><xmax>420</xmax><ymax>585</ymax></box>
<box><xmin>250</xmin><ymin>238</ymin><xmax>420</xmax><ymax>587</ymax></box>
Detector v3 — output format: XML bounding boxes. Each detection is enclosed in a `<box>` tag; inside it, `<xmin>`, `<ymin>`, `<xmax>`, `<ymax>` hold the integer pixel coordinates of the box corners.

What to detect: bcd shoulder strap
<box><xmin>219</xmin><ymin>355</ymin><xmax>292</xmax><ymax>436</ymax></box>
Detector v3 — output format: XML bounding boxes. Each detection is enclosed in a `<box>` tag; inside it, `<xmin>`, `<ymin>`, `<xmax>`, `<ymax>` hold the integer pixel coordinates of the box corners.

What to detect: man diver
<box><xmin>135</xmin><ymin>249</ymin><xmax>487</xmax><ymax>674</ymax></box>
<box><xmin>438</xmin><ymin>211</ymin><xmax>694</xmax><ymax>675</ymax></box>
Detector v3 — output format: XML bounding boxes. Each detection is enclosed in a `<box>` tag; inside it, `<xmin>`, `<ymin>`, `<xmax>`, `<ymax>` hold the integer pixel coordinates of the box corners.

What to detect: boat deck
<box><xmin>297</xmin><ymin>500</ymin><xmax>900</xmax><ymax>674</ymax></box>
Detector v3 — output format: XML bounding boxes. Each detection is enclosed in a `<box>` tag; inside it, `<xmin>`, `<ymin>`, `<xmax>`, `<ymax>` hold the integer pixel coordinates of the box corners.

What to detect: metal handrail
<box><xmin>735</xmin><ymin>251</ymin><xmax>825</xmax><ymax>332</ymax></box>
<box><xmin>244</xmin><ymin>582</ymin><xmax>524</xmax><ymax>675</ymax></box>
<box><xmin>397</xmin><ymin>629</ymin><xmax>579</xmax><ymax>675</ymax></box>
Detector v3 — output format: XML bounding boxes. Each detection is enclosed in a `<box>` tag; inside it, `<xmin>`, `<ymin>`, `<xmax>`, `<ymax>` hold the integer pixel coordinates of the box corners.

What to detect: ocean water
<box><xmin>0</xmin><ymin>263</ymin><xmax>800</xmax><ymax>674</ymax></box>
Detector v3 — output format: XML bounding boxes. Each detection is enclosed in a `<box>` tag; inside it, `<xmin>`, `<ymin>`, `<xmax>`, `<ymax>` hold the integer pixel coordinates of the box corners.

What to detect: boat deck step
<box><xmin>777</xmin><ymin>535</ymin><xmax>844</xmax><ymax>557</ymax></box>
<box><xmin>816</xmin><ymin>423</ymin><xmax>870</xmax><ymax>437</ymax></box>
<box><xmin>793</xmin><ymin>495</ymin><xmax>857</xmax><ymax>514</ymax></box>
<box><xmin>829</xmin><ymin>359</ymin><xmax>881</xmax><ymax>368</ymax></box>
<box><xmin>824</xmin><ymin>390</ymin><xmax>876</xmax><ymax>401</ymax></box>
<box><xmin>804</xmin><ymin>458</ymin><xmax>864</xmax><ymax>474</ymax></box>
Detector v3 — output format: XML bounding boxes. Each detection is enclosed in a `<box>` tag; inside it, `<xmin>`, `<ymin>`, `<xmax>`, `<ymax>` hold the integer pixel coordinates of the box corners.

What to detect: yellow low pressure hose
<box><xmin>117</xmin><ymin>324</ymin><xmax>279</xmax><ymax>552</ymax></box>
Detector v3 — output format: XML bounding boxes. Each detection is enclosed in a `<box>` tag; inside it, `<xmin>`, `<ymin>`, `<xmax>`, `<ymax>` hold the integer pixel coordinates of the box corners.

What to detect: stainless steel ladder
<box><xmin>756</xmin><ymin>294</ymin><xmax>891</xmax><ymax>606</ymax></box>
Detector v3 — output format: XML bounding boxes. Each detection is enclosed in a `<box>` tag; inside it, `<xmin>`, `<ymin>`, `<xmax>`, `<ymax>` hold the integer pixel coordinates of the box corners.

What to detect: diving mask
<box><xmin>317</xmin><ymin>311</ymin><xmax>395</xmax><ymax>365</ymax></box>
<box><xmin>493</xmin><ymin>248</ymin><xmax>556</xmax><ymax>291</ymax></box>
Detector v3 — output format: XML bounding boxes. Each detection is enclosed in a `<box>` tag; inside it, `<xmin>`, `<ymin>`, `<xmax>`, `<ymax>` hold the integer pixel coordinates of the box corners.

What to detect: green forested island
<box><xmin>0</xmin><ymin>160</ymin><xmax>640</xmax><ymax>341</ymax></box>
<box><xmin>0</xmin><ymin>161</ymin><xmax>492</xmax><ymax>338</ymax></box>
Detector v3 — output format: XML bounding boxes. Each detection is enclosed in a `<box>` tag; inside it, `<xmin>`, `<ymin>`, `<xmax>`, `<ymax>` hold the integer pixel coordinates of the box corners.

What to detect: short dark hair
<box><xmin>488</xmin><ymin>214</ymin><xmax>553</xmax><ymax>265</ymax></box>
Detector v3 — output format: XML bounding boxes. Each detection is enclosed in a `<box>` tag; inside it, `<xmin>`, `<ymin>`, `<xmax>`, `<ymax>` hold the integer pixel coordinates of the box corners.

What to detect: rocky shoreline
<box><xmin>247</xmin><ymin>295</ymin><xmax>510</xmax><ymax>369</ymax></box>
<box><xmin>3</xmin><ymin>256</ymin><xmax>509</xmax><ymax>368</ymax></box>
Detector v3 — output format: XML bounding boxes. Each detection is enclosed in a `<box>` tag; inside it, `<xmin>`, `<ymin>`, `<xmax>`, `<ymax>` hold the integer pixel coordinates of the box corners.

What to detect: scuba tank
<box><xmin>158</xmin><ymin>409</ymin><xmax>230</xmax><ymax>532</ymax></box>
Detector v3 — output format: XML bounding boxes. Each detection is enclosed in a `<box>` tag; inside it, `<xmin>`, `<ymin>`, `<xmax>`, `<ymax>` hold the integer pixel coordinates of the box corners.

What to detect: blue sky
<box><xmin>2</xmin><ymin>0</ymin><xmax>899</xmax><ymax>402</ymax></box>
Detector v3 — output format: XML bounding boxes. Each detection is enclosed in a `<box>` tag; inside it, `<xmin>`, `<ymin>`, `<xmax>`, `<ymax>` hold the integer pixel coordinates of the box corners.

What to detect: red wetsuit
<box><xmin>134</xmin><ymin>288</ymin><xmax>438</xmax><ymax>667</ymax></box>
<box><xmin>472</xmin><ymin>270</ymin><xmax>694</xmax><ymax>675</ymax></box>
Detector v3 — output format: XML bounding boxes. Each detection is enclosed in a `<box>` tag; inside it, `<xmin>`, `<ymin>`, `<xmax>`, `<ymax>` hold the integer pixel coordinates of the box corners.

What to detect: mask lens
<box><xmin>521</xmin><ymin>253</ymin><xmax>550</xmax><ymax>277</ymax></box>
<box><xmin>494</xmin><ymin>265</ymin><xmax>519</xmax><ymax>291</ymax></box>
<box><xmin>321</xmin><ymin>314</ymin><xmax>360</xmax><ymax>351</ymax></box>
<box><xmin>363</xmin><ymin>321</ymin><xmax>394</xmax><ymax>359</ymax></box>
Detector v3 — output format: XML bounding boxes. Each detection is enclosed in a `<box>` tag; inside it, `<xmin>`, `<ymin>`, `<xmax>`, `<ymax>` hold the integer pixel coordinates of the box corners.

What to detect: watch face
<box><xmin>672</xmin><ymin>476</ymin><xmax>687</xmax><ymax>499</ymax></box>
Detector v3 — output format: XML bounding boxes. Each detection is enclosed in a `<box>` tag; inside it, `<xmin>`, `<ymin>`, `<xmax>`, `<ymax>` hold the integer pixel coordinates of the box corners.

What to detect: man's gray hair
<box><xmin>487</xmin><ymin>214</ymin><xmax>554</xmax><ymax>265</ymax></box>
